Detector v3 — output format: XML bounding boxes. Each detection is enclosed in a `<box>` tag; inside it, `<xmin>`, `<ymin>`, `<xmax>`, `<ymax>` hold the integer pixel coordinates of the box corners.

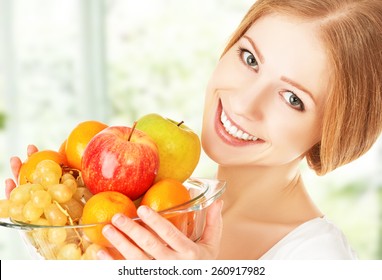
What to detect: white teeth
<box><xmin>221</xmin><ymin>112</ymin><xmax>228</xmax><ymax>123</ymax></box>
<box><xmin>228</xmin><ymin>125</ymin><xmax>238</xmax><ymax>135</ymax></box>
<box><xmin>236</xmin><ymin>130</ymin><xmax>243</xmax><ymax>138</ymax></box>
<box><xmin>220</xmin><ymin>111</ymin><xmax>258</xmax><ymax>141</ymax></box>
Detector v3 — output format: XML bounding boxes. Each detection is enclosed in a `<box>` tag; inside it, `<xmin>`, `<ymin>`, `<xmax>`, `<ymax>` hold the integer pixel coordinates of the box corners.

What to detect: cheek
<box><xmin>201</xmin><ymin>122</ymin><xmax>220</xmax><ymax>163</ymax></box>
<box><xmin>269</xmin><ymin>115</ymin><xmax>321</xmax><ymax>159</ymax></box>
<box><xmin>205</xmin><ymin>51</ymin><xmax>245</xmax><ymax>92</ymax></box>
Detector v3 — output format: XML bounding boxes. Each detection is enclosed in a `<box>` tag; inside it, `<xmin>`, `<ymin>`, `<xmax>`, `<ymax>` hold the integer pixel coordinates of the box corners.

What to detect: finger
<box><xmin>9</xmin><ymin>145</ymin><xmax>38</xmax><ymax>182</ymax></box>
<box><xmin>102</xmin><ymin>223</ymin><xmax>152</xmax><ymax>260</ymax></box>
<box><xmin>198</xmin><ymin>200</ymin><xmax>224</xmax><ymax>250</ymax></box>
<box><xmin>112</xmin><ymin>210</ymin><xmax>175</xmax><ymax>259</ymax></box>
<box><xmin>10</xmin><ymin>157</ymin><xmax>22</xmax><ymax>181</ymax></box>
<box><xmin>136</xmin><ymin>205</ymin><xmax>193</xmax><ymax>257</ymax></box>
<box><xmin>96</xmin><ymin>249</ymin><xmax>114</xmax><ymax>260</ymax></box>
<box><xmin>5</xmin><ymin>178</ymin><xmax>16</xmax><ymax>199</ymax></box>
<box><xmin>27</xmin><ymin>145</ymin><xmax>38</xmax><ymax>156</ymax></box>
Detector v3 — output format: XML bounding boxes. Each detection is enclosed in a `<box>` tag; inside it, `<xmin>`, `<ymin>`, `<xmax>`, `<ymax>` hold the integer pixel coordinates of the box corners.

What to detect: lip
<box><xmin>214</xmin><ymin>100</ymin><xmax>264</xmax><ymax>146</ymax></box>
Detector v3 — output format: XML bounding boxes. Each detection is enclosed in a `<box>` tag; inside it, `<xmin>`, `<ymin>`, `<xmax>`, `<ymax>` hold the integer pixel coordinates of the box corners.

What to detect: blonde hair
<box><xmin>222</xmin><ymin>0</ymin><xmax>382</xmax><ymax>175</ymax></box>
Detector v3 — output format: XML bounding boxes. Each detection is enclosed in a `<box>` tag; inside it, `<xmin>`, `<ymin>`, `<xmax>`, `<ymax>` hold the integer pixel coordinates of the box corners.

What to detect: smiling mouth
<box><xmin>220</xmin><ymin>110</ymin><xmax>259</xmax><ymax>142</ymax></box>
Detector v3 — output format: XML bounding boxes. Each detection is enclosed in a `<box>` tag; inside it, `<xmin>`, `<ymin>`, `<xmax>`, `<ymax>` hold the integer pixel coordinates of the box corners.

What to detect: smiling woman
<box><xmin>1</xmin><ymin>0</ymin><xmax>382</xmax><ymax>260</ymax></box>
<box><xmin>201</xmin><ymin>0</ymin><xmax>382</xmax><ymax>260</ymax></box>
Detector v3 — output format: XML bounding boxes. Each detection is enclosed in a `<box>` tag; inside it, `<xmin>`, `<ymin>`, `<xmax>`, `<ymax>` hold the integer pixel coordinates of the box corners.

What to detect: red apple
<box><xmin>81</xmin><ymin>125</ymin><xmax>159</xmax><ymax>200</ymax></box>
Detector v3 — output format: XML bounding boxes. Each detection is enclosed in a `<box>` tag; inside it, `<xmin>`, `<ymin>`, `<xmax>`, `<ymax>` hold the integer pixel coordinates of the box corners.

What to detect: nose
<box><xmin>229</xmin><ymin>75</ymin><xmax>273</xmax><ymax>121</ymax></box>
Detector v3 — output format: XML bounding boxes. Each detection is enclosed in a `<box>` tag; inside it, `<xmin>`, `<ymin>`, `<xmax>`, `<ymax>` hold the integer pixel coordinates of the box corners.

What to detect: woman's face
<box><xmin>202</xmin><ymin>13</ymin><xmax>331</xmax><ymax>167</ymax></box>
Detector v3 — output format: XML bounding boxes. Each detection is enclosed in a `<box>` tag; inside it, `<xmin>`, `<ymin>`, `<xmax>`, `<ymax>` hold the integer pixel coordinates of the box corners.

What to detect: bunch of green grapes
<box><xmin>0</xmin><ymin>159</ymin><xmax>98</xmax><ymax>259</ymax></box>
<box><xmin>0</xmin><ymin>160</ymin><xmax>83</xmax><ymax>224</ymax></box>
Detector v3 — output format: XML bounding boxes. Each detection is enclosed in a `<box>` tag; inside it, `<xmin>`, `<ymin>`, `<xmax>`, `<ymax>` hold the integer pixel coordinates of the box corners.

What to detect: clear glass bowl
<box><xmin>0</xmin><ymin>177</ymin><xmax>226</xmax><ymax>260</ymax></box>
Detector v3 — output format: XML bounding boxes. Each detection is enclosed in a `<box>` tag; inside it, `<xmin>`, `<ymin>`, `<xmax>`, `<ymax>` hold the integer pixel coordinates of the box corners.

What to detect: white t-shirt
<box><xmin>259</xmin><ymin>217</ymin><xmax>357</xmax><ymax>260</ymax></box>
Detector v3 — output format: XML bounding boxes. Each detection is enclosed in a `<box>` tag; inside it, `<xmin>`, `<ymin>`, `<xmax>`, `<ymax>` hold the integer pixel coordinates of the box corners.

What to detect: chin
<box><xmin>201</xmin><ymin>131</ymin><xmax>245</xmax><ymax>166</ymax></box>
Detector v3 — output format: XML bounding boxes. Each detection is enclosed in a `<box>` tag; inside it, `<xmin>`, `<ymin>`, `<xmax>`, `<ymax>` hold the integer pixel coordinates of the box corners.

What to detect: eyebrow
<box><xmin>280</xmin><ymin>76</ymin><xmax>316</xmax><ymax>104</ymax></box>
<box><xmin>243</xmin><ymin>35</ymin><xmax>316</xmax><ymax>104</ymax></box>
<box><xmin>243</xmin><ymin>35</ymin><xmax>265</xmax><ymax>64</ymax></box>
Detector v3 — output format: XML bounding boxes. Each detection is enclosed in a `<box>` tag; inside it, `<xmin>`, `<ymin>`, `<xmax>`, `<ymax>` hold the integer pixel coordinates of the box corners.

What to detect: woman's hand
<box><xmin>97</xmin><ymin>199</ymin><xmax>224</xmax><ymax>260</ymax></box>
<box><xmin>4</xmin><ymin>145</ymin><xmax>38</xmax><ymax>198</ymax></box>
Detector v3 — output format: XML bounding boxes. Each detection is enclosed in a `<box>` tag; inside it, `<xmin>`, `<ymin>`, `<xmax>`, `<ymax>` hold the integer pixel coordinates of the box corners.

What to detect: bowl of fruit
<box><xmin>0</xmin><ymin>114</ymin><xmax>226</xmax><ymax>259</ymax></box>
<box><xmin>0</xmin><ymin>174</ymin><xmax>225</xmax><ymax>260</ymax></box>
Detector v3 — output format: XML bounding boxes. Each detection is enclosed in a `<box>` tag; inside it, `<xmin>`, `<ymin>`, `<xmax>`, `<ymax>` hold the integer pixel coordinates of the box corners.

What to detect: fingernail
<box><xmin>10</xmin><ymin>156</ymin><xmax>17</xmax><ymax>163</ymax></box>
<box><xmin>27</xmin><ymin>145</ymin><xmax>37</xmax><ymax>156</ymax></box>
<box><xmin>102</xmin><ymin>224</ymin><xmax>115</xmax><ymax>237</ymax></box>
<box><xmin>137</xmin><ymin>205</ymin><xmax>150</xmax><ymax>217</ymax></box>
<box><xmin>112</xmin><ymin>213</ymin><xmax>126</xmax><ymax>226</ymax></box>
<box><xmin>96</xmin><ymin>249</ymin><xmax>109</xmax><ymax>260</ymax></box>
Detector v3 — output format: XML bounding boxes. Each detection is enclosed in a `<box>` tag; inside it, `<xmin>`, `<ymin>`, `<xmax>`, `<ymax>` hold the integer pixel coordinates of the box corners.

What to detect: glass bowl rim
<box><xmin>0</xmin><ymin>177</ymin><xmax>226</xmax><ymax>230</ymax></box>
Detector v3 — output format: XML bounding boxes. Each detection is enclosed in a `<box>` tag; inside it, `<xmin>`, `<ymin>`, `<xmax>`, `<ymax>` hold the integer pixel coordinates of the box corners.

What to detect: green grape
<box><xmin>48</xmin><ymin>228</ymin><xmax>67</xmax><ymax>244</ymax></box>
<box><xmin>60</xmin><ymin>199</ymin><xmax>83</xmax><ymax>221</ymax></box>
<box><xmin>19</xmin><ymin>183</ymin><xmax>33</xmax><ymax>191</ymax></box>
<box><xmin>48</xmin><ymin>184</ymin><xmax>73</xmax><ymax>203</ymax></box>
<box><xmin>0</xmin><ymin>199</ymin><xmax>11</xmax><ymax>218</ymax></box>
<box><xmin>84</xmin><ymin>243</ymin><xmax>104</xmax><ymax>260</ymax></box>
<box><xmin>35</xmin><ymin>160</ymin><xmax>62</xmax><ymax>179</ymax></box>
<box><xmin>44</xmin><ymin>203</ymin><xmax>68</xmax><ymax>226</ymax></box>
<box><xmin>9</xmin><ymin>185</ymin><xmax>31</xmax><ymax>204</ymax></box>
<box><xmin>34</xmin><ymin>217</ymin><xmax>50</xmax><ymax>226</ymax></box>
<box><xmin>62</xmin><ymin>178</ymin><xmax>77</xmax><ymax>195</ymax></box>
<box><xmin>29</xmin><ymin>183</ymin><xmax>44</xmax><ymax>194</ymax></box>
<box><xmin>39</xmin><ymin>171</ymin><xmax>61</xmax><ymax>188</ymax></box>
<box><xmin>31</xmin><ymin>190</ymin><xmax>52</xmax><ymax>208</ymax></box>
<box><xmin>8</xmin><ymin>203</ymin><xmax>26</xmax><ymax>222</ymax></box>
<box><xmin>61</xmin><ymin>173</ymin><xmax>75</xmax><ymax>183</ymax></box>
<box><xmin>30</xmin><ymin>229</ymin><xmax>55</xmax><ymax>258</ymax></box>
<box><xmin>65</xmin><ymin>228</ymin><xmax>81</xmax><ymax>244</ymax></box>
<box><xmin>57</xmin><ymin>243</ymin><xmax>82</xmax><ymax>260</ymax></box>
<box><xmin>30</xmin><ymin>170</ymin><xmax>42</xmax><ymax>185</ymax></box>
<box><xmin>23</xmin><ymin>201</ymin><xmax>44</xmax><ymax>222</ymax></box>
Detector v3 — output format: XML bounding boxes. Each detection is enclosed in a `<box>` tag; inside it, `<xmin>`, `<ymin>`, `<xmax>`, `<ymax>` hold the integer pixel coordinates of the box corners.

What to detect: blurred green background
<box><xmin>0</xmin><ymin>0</ymin><xmax>381</xmax><ymax>260</ymax></box>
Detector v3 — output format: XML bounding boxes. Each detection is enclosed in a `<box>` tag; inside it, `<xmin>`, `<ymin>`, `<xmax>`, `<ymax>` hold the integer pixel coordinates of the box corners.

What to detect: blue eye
<box><xmin>282</xmin><ymin>91</ymin><xmax>305</xmax><ymax>111</ymax></box>
<box><xmin>238</xmin><ymin>48</ymin><xmax>259</xmax><ymax>71</ymax></box>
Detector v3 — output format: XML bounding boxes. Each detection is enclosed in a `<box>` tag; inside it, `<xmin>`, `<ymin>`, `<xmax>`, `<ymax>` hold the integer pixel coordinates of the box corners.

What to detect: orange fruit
<box><xmin>58</xmin><ymin>139</ymin><xmax>67</xmax><ymax>156</ymax></box>
<box><xmin>65</xmin><ymin>120</ymin><xmax>107</xmax><ymax>170</ymax></box>
<box><xmin>81</xmin><ymin>191</ymin><xmax>137</xmax><ymax>247</ymax></box>
<box><xmin>140</xmin><ymin>178</ymin><xmax>191</xmax><ymax>211</ymax></box>
<box><xmin>18</xmin><ymin>150</ymin><xmax>68</xmax><ymax>185</ymax></box>
<box><xmin>140</xmin><ymin>178</ymin><xmax>193</xmax><ymax>235</ymax></box>
<box><xmin>58</xmin><ymin>139</ymin><xmax>67</xmax><ymax>161</ymax></box>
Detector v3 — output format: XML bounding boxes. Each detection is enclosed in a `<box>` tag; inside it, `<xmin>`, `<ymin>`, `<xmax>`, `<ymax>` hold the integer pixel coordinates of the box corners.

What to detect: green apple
<box><xmin>135</xmin><ymin>113</ymin><xmax>201</xmax><ymax>183</ymax></box>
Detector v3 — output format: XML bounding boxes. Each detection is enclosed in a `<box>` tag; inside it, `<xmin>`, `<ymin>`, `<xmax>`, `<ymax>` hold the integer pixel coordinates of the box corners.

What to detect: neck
<box><xmin>217</xmin><ymin>159</ymin><xmax>320</xmax><ymax>223</ymax></box>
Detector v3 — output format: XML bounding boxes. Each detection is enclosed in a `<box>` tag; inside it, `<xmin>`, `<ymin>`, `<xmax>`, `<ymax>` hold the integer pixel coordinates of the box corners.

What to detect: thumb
<box><xmin>10</xmin><ymin>156</ymin><xmax>22</xmax><ymax>181</ymax></box>
<box><xmin>199</xmin><ymin>200</ymin><xmax>224</xmax><ymax>249</ymax></box>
